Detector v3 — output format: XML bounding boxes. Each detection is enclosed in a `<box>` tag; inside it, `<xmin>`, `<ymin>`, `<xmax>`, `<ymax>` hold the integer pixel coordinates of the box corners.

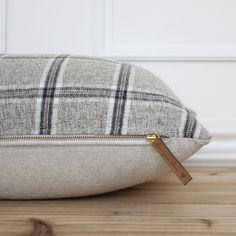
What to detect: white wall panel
<box><xmin>0</xmin><ymin>0</ymin><xmax>5</xmax><ymax>52</ymax></box>
<box><xmin>112</xmin><ymin>0</ymin><xmax>235</xmax><ymax>44</ymax></box>
<box><xmin>6</xmin><ymin>0</ymin><xmax>96</xmax><ymax>54</ymax></box>
<box><xmin>0</xmin><ymin>0</ymin><xmax>235</xmax><ymax>165</ymax></box>
<box><xmin>98</xmin><ymin>0</ymin><xmax>236</xmax><ymax>60</ymax></box>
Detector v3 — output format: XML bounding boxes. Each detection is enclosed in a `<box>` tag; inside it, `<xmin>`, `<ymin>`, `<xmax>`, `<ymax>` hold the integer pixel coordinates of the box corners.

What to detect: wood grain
<box><xmin>0</xmin><ymin>167</ymin><xmax>236</xmax><ymax>235</ymax></box>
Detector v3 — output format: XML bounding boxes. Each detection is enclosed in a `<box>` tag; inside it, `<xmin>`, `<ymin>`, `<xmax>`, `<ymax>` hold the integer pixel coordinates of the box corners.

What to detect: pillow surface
<box><xmin>0</xmin><ymin>54</ymin><xmax>211</xmax><ymax>199</ymax></box>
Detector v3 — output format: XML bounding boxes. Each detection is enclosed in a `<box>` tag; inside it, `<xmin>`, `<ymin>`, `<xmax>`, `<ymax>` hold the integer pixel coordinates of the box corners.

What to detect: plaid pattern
<box><xmin>0</xmin><ymin>54</ymin><xmax>210</xmax><ymax>140</ymax></box>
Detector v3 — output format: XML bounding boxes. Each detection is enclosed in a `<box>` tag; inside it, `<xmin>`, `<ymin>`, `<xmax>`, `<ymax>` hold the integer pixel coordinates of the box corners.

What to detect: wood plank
<box><xmin>0</xmin><ymin>167</ymin><xmax>236</xmax><ymax>235</ymax></box>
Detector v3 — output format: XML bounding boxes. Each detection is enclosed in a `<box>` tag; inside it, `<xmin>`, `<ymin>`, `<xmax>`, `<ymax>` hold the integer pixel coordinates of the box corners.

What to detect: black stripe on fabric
<box><xmin>190</xmin><ymin>117</ymin><xmax>197</xmax><ymax>138</ymax></box>
<box><xmin>0</xmin><ymin>87</ymin><xmax>183</xmax><ymax>109</ymax></box>
<box><xmin>39</xmin><ymin>55</ymin><xmax>68</xmax><ymax>135</ymax></box>
<box><xmin>117</xmin><ymin>66</ymin><xmax>131</xmax><ymax>134</ymax></box>
<box><xmin>183</xmin><ymin>112</ymin><xmax>190</xmax><ymax>138</ymax></box>
<box><xmin>187</xmin><ymin>115</ymin><xmax>194</xmax><ymax>138</ymax></box>
<box><xmin>0</xmin><ymin>87</ymin><xmax>180</xmax><ymax>102</ymax></box>
<box><xmin>113</xmin><ymin>65</ymin><xmax>128</xmax><ymax>134</ymax></box>
<box><xmin>40</xmin><ymin>58</ymin><xmax>58</xmax><ymax>134</ymax></box>
<box><xmin>110</xmin><ymin>64</ymin><xmax>131</xmax><ymax>135</ymax></box>
<box><xmin>110</xmin><ymin>65</ymin><xmax>125</xmax><ymax>135</ymax></box>
<box><xmin>47</xmin><ymin>57</ymin><xmax>67</xmax><ymax>133</ymax></box>
<box><xmin>183</xmin><ymin>111</ymin><xmax>197</xmax><ymax>138</ymax></box>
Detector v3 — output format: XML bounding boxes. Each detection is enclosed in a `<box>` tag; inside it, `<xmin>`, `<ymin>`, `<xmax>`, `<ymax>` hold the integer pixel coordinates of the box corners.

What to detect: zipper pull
<box><xmin>146</xmin><ymin>133</ymin><xmax>192</xmax><ymax>185</ymax></box>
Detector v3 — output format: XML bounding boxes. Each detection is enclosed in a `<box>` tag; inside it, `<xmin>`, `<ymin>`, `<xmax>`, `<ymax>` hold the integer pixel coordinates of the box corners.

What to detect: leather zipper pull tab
<box><xmin>147</xmin><ymin>133</ymin><xmax>192</xmax><ymax>185</ymax></box>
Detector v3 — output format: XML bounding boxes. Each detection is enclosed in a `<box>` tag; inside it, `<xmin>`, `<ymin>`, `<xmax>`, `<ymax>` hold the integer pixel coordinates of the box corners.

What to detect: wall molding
<box><xmin>184</xmin><ymin>118</ymin><xmax>236</xmax><ymax>166</ymax></box>
<box><xmin>200</xmin><ymin>118</ymin><xmax>236</xmax><ymax>137</ymax></box>
<box><xmin>0</xmin><ymin>0</ymin><xmax>6</xmax><ymax>53</ymax></box>
<box><xmin>185</xmin><ymin>139</ymin><xmax>236</xmax><ymax>167</ymax></box>
<box><xmin>97</xmin><ymin>0</ymin><xmax>236</xmax><ymax>61</ymax></box>
<box><xmin>99</xmin><ymin>56</ymin><xmax>236</xmax><ymax>62</ymax></box>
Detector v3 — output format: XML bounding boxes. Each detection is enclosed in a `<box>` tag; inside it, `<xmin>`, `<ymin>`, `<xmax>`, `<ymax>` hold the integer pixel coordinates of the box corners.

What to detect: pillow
<box><xmin>0</xmin><ymin>54</ymin><xmax>211</xmax><ymax>199</ymax></box>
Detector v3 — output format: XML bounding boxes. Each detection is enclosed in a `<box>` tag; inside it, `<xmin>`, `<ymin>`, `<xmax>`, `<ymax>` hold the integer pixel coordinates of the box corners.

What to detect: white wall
<box><xmin>0</xmin><ymin>0</ymin><xmax>236</xmax><ymax>166</ymax></box>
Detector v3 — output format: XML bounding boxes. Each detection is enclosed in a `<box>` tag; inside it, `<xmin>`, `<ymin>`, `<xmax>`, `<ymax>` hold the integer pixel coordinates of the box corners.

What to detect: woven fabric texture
<box><xmin>0</xmin><ymin>54</ymin><xmax>210</xmax><ymax>140</ymax></box>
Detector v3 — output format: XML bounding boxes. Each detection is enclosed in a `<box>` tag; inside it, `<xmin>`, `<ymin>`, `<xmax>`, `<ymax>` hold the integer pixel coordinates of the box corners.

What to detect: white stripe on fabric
<box><xmin>193</xmin><ymin>121</ymin><xmax>202</xmax><ymax>139</ymax></box>
<box><xmin>179</xmin><ymin>109</ymin><xmax>188</xmax><ymax>138</ymax></box>
<box><xmin>50</xmin><ymin>56</ymin><xmax>70</xmax><ymax>135</ymax></box>
<box><xmin>121</xmin><ymin>67</ymin><xmax>135</xmax><ymax>135</ymax></box>
<box><xmin>105</xmin><ymin>63</ymin><xmax>122</xmax><ymax>135</ymax></box>
<box><xmin>34</xmin><ymin>58</ymin><xmax>56</xmax><ymax>134</ymax></box>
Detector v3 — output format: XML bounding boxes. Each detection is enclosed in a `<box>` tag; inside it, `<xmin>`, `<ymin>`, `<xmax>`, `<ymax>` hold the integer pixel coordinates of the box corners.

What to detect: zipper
<box><xmin>146</xmin><ymin>133</ymin><xmax>192</xmax><ymax>185</ymax></box>
<box><xmin>0</xmin><ymin>134</ymin><xmax>150</xmax><ymax>142</ymax></box>
<box><xmin>0</xmin><ymin>133</ymin><xmax>192</xmax><ymax>185</ymax></box>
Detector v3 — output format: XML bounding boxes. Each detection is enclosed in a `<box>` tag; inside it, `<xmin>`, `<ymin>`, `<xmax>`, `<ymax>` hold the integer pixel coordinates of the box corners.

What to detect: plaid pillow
<box><xmin>0</xmin><ymin>54</ymin><xmax>210</xmax><ymax>140</ymax></box>
<box><xmin>0</xmin><ymin>54</ymin><xmax>211</xmax><ymax>199</ymax></box>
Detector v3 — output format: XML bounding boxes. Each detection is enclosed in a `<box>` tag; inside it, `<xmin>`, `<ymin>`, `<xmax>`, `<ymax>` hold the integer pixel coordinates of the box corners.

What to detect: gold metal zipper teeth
<box><xmin>0</xmin><ymin>134</ymin><xmax>148</xmax><ymax>142</ymax></box>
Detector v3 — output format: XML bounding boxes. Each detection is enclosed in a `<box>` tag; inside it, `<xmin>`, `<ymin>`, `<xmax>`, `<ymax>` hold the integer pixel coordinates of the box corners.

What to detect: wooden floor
<box><xmin>0</xmin><ymin>167</ymin><xmax>236</xmax><ymax>236</ymax></box>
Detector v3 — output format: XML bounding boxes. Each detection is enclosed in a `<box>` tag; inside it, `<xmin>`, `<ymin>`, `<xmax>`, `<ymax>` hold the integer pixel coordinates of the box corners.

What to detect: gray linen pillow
<box><xmin>0</xmin><ymin>54</ymin><xmax>211</xmax><ymax>199</ymax></box>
